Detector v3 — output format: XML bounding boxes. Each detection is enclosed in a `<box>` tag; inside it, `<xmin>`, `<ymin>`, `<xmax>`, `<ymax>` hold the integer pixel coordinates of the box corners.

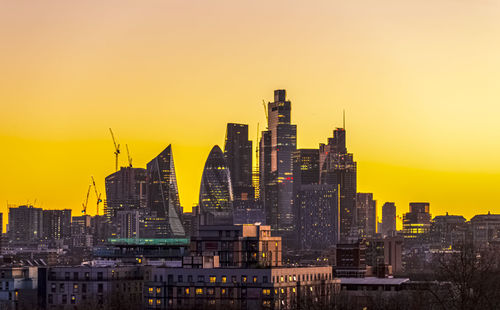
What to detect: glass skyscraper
<box><xmin>224</xmin><ymin>123</ymin><xmax>253</xmax><ymax>201</ymax></box>
<box><xmin>145</xmin><ymin>145</ymin><xmax>185</xmax><ymax>237</ymax></box>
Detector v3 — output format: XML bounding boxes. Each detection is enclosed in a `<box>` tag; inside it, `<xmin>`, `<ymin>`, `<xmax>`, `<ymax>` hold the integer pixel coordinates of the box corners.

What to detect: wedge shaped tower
<box><xmin>146</xmin><ymin>145</ymin><xmax>185</xmax><ymax>237</ymax></box>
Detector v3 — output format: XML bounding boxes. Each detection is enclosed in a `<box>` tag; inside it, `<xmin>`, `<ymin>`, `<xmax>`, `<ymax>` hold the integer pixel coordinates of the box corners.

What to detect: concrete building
<box><xmin>42</xmin><ymin>209</ymin><xmax>72</xmax><ymax>241</ymax></box>
<box><xmin>470</xmin><ymin>213</ymin><xmax>500</xmax><ymax>247</ymax></box>
<box><xmin>0</xmin><ymin>266</ymin><xmax>38</xmax><ymax>310</ymax></box>
<box><xmin>356</xmin><ymin>193</ymin><xmax>376</xmax><ymax>238</ymax></box>
<box><xmin>144</xmin><ymin>265</ymin><xmax>339</xmax><ymax>310</ymax></box>
<box><xmin>381</xmin><ymin>202</ymin><xmax>397</xmax><ymax>237</ymax></box>
<box><xmin>8</xmin><ymin>205</ymin><xmax>43</xmax><ymax>244</ymax></box>
<box><xmin>191</xmin><ymin>225</ymin><xmax>282</xmax><ymax>268</ymax></box>
<box><xmin>402</xmin><ymin>203</ymin><xmax>431</xmax><ymax>240</ymax></box>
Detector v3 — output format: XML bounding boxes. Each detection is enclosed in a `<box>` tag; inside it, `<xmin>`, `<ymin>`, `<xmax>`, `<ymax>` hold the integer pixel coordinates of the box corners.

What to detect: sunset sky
<box><xmin>1</xmin><ymin>0</ymin><xmax>500</xmax><ymax>228</ymax></box>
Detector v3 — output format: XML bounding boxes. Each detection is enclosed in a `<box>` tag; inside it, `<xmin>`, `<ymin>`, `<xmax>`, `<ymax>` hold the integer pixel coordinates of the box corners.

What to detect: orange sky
<box><xmin>1</xmin><ymin>0</ymin><xmax>500</xmax><ymax>228</ymax></box>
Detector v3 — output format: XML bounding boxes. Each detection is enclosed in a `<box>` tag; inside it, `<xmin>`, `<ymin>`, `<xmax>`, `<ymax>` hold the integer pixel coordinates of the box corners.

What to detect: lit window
<box><xmin>148</xmin><ymin>288</ymin><xmax>153</xmax><ymax>294</ymax></box>
<box><xmin>148</xmin><ymin>299</ymin><xmax>153</xmax><ymax>305</ymax></box>
<box><xmin>156</xmin><ymin>299</ymin><xmax>161</xmax><ymax>305</ymax></box>
<box><xmin>209</xmin><ymin>276</ymin><xmax>216</xmax><ymax>283</ymax></box>
<box><xmin>253</xmin><ymin>276</ymin><xmax>258</xmax><ymax>283</ymax></box>
<box><xmin>221</xmin><ymin>276</ymin><xmax>227</xmax><ymax>283</ymax></box>
<box><xmin>196</xmin><ymin>288</ymin><xmax>203</xmax><ymax>295</ymax></box>
<box><xmin>185</xmin><ymin>288</ymin><xmax>190</xmax><ymax>295</ymax></box>
<box><xmin>156</xmin><ymin>288</ymin><xmax>161</xmax><ymax>293</ymax></box>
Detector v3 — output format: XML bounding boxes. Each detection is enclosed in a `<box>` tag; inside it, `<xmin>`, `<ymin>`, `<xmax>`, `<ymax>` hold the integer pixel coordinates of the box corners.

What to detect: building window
<box><xmin>231</xmin><ymin>276</ymin><xmax>237</xmax><ymax>283</ymax></box>
<box><xmin>85</xmin><ymin>272</ymin><xmax>90</xmax><ymax>280</ymax></box>
<box><xmin>207</xmin><ymin>288</ymin><xmax>215</xmax><ymax>295</ymax></box>
<box><xmin>188</xmin><ymin>275</ymin><xmax>193</xmax><ymax>282</ymax></box>
<box><xmin>71</xmin><ymin>295</ymin><xmax>76</xmax><ymax>304</ymax></box>
<box><xmin>178</xmin><ymin>275</ymin><xmax>183</xmax><ymax>283</ymax></box>
<box><xmin>149</xmin><ymin>287</ymin><xmax>154</xmax><ymax>295</ymax></box>
<box><xmin>241</xmin><ymin>276</ymin><xmax>247</xmax><ymax>283</ymax></box>
<box><xmin>82</xmin><ymin>284</ymin><xmax>87</xmax><ymax>293</ymax></box>
<box><xmin>262</xmin><ymin>289</ymin><xmax>271</xmax><ymax>295</ymax></box>
<box><xmin>263</xmin><ymin>276</ymin><xmax>268</xmax><ymax>283</ymax></box>
<box><xmin>195</xmin><ymin>288</ymin><xmax>203</xmax><ymax>295</ymax></box>
<box><xmin>98</xmin><ymin>283</ymin><xmax>103</xmax><ymax>293</ymax></box>
<box><xmin>253</xmin><ymin>276</ymin><xmax>258</xmax><ymax>283</ymax></box>
<box><xmin>62</xmin><ymin>294</ymin><xmax>67</xmax><ymax>304</ymax></box>
<box><xmin>97</xmin><ymin>272</ymin><xmax>103</xmax><ymax>281</ymax></box>
<box><xmin>185</xmin><ymin>288</ymin><xmax>190</xmax><ymax>295</ymax></box>
<box><xmin>222</xmin><ymin>288</ymin><xmax>227</xmax><ymax>296</ymax></box>
<box><xmin>59</xmin><ymin>283</ymin><xmax>64</xmax><ymax>293</ymax></box>
<box><xmin>51</xmin><ymin>283</ymin><xmax>56</xmax><ymax>293</ymax></box>
<box><xmin>48</xmin><ymin>294</ymin><xmax>53</xmax><ymax>304</ymax></box>
<box><xmin>73</xmin><ymin>284</ymin><xmax>78</xmax><ymax>293</ymax></box>
<box><xmin>148</xmin><ymin>299</ymin><xmax>153</xmax><ymax>306</ymax></box>
<box><xmin>73</xmin><ymin>272</ymin><xmax>79</xmax><ymax>280</ymax></box>
<box><xmin>197</xmin><ymin>275</ymin><xmax>204</xmax><ymax>282</ymax></box>
<box><xmin>222</xmin><ymin>276</ymin><xmax>227</xmax><ymax>283</ymax></box>
<box><xmin>209</xmin><ymin>276</ymin><xmax>216</xmax><ymax>283</ymax></box>
<box><xmin>65</xmin><ymin>272</ymin><xmax>70</xmax><ymax>280</ymax></box>
<box><xmin>157</xmin><ymin>299</ymin><xmax>161</xmax><ymax>305</ymax></box>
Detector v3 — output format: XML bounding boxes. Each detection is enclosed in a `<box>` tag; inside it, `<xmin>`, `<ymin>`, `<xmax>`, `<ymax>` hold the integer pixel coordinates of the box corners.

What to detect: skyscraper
<box><xmin>381</xmin><ymin>202</ymin><xmax>397</xmax><ymax>237</ymax></box>
<box><xmin>320</xmin><ymin>128</ymin><xmax>357</xmax><ymax>242</ymax></box>
<box><xmin>42</xmin><ymin>209</ymin><xmax>72</xmax><ymax>241</ymax></box>
<box><xmin>105</xmin><ymin>167</ymin><xmax>147</xmax><ymax>219</ymax></box>
<box><xmin>199</xmin><ymin>145</ymin><xmax>234</xmax><ymax>225</ymax></box>
<box><xmin>145</xmin><ymin>145</ymin><xmax>185</xmax><ymax>237</ymax></box>
<box><xmin>260</xmin><ymin>90</ymin><xmax>297</xmax><ymax>234</ymax></box>
<box><xmin>356</xmin><ymin>193</ymin><xmax>376</xmax><ymax>238</ymax></box>
<box><xmin>224</xmin><ymin>123</ymin><xmax>253</xmax><ymax>201</ymax></box>
<box><xmin>296</xmin><ymin>184</ymin><xmax>339</xmax><ymax>249</ymax></box>
<box><xmin>403</xmin><ymin>202</ymin><xmax>431</xmax><ymax>240</ymax></box>
<box><xmin>8</xmin><ymin>205</ymin><xmax>43</xmax><ymax>243</ymax></box>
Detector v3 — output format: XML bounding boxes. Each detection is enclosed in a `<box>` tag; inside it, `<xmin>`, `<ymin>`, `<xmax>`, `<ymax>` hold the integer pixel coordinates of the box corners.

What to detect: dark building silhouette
<box><xmin>356</xmin><ymin>193</ymin><xmax>376</xmax><ymax>238</ymax></box>
<box><xmin>259</xmin><ymin>90</ymin><xmax>297</xmax><ymax>234</ymax></box>
<box><xmin>42</xmin><ymin>209</ymin><xmax>72</xmax><ymax>241</ymax></box>
<box><xmin>199</xmin><ymin>145</ymin><xmax>234</xmax><ymax>225</ymax></box>
<box><xmin>145</xmin><ymin>145</ymin><xmax>185</xmax><ymax>237</ymax></box>
<box><xmin>104</xmin><ymin>167</ymin><xmax>147</xmax><ymax>219</ymax></box>
<box><xmin>8</xmin><ymin>205</ymin><xmax>43</xmax><ymax>243</ymax></box>
<box><xmin>224</xmin><ymin>123</ymin><xmax>254</xmax><ymax>201</ymax></box>
<box><xmin>293</xmin><ymin>149</ymin><xmax>320</xmax><ymax>186</ymax></box>
<box><xmin>403</xmin><ymin>202</ymin><xmax>431</xmax><ymax>240</ymax></box>
<box><xmin>320</xmin><ymin>128</ymin><xmax>357</xmax><ymax>242</ymax></box>
<box><xmin>381</xmin><ymin>202</ymin><xmax>397</xmax><ymax>237</ymax></box>
<box><xmin>296</xmin><ymin>184</ymin><xmax>339</xmax><ymax>249</ymax></box>
<box><xmin>430</xmin><ymin>213</ymin><xmax>467</xmax><ymax>250</ymax></box>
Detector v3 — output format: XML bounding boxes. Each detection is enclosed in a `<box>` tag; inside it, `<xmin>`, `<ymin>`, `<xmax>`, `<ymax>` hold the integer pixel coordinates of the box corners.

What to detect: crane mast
<box><xmin>109</xmin><ymin>128</ymin><xmax>120</xmax><ymax>171</ymax></box>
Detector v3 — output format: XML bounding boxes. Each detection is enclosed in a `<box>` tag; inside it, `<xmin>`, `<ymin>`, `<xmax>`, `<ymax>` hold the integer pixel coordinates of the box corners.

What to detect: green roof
<box><xmin>107</xmin><ymin>238</ymin><xmax>190</xmax><ymax>246</ymax></box>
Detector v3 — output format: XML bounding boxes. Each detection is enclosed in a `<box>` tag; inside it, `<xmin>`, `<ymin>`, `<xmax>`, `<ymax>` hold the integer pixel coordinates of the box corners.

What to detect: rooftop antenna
<box><xmin>343</xmin><ymin>110</ymin><xmax>345</xmax><ymax>130</ymax></box>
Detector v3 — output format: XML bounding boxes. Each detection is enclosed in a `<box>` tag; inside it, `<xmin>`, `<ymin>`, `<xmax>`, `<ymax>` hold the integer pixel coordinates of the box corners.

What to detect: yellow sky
<box><xmin>1</xmin><ymin>0</ymin><xmax>500</xmax><ymax>227</ymax></box>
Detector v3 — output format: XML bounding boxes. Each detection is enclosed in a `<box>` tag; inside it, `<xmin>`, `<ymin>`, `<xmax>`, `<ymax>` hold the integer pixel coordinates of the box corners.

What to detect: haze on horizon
<box><xmin>1</xmin><ymin>0</ymin><xmax>500</xmax><ymax>224</ymax></box>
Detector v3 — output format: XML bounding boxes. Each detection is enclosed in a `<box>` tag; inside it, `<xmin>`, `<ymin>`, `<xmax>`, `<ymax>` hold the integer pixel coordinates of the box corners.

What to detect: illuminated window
<box><xmin>242</xmin><ymin>276</ymin><xmax>247</xmax><ymax>283</ymax></box>
<box><xmin>292</xmin><ymin>288</ymin><xmax>296</xmax><ymax>293</ymax></box>
<box><xmin>148</xmin><ymin>287</ymin><xmax>153</xmax><ymax>294</ymax></box>
<box><xmin>195</xmin><ymin>288</ymin><xmax>203</xmax><ymax>295</ymax></box>
<box><xmin>148</xmin><ymin>299</ymin><xmax>153</xmax><ymax>305</ymax></box>
<box><xmin>156</xmin><ymin>288</ymin><xmax>161</xmax><ymax>293</ymax></box>
<box><xmin>185</xmin><ymin>288</ymin><xmax>190</xmax><ymax>295</ymax></box>
<box><xmin>209</xmin><ymin>276</ymin><xmax>216</xmax><ymax>283</ymax></box>
<box><xmin>222</xmin><ymin>288</ymin><xmax>227</xmax><ymax>295</ymax></box>
<box><xmin>156</xmin><ymin>299</ymin><xmax>161</xmax><ymax>305</ymax></box>
<box><xmin>262</xmin><ymin>289</ymin><xmax>271</xmax><ymax>295</ymax></box>
<box><xmin>253</xmin><ymin>276</ymin><xmax>258</xmax><ymax>283</ymax></box>
<box><xmin>280</xmin><ymin>276</ymin><xmax>284</xmax><ymax>282</ymax></box>
<box><xmin>207</xmin><ymin>288</ymin><xmax>215</xmax><ymax>295</ymax></box>
<box><xmin>221</xmin><ymin>276</ymin><xmax>227</xmax><ymax>283</ymax></box>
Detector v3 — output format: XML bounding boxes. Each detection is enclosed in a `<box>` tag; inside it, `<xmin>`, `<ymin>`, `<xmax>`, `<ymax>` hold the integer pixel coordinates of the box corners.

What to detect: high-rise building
<box><xmin>320</xmin><ymin>128</ymin><xmax>357</xmax><ymax>242</ymax></box>
<box><xmin>356</xmin><ymin>193</ymin><xmax>376</xmax><ymax>238</ymax></box>
<box><xmin>381</xmin><ymin>202</ymin><xmax>397</xmax><ymax>237</ymax></box>
<box><xmin>402</xmin><ymin>202</ymin><xmax>431</xmax><ymax>240</ymax></box>
<box><xmin>296</xmin><ymin>184</ymin><xmax>339</xmax><ymax>249</ymax></box>
<box><xmin>104</xmin><ymin>167</ymin><xmax>147</xmax><ymax>219</ymax></box>
<box><xmin>259</xmin><ymin>90</ymin><xmax>297</xmax><ymax>234</ymax></box>
<box><xmin>199</xmin><ymin>145</ymin><xmax>234</xmax><ymax>225</ymax></box>
<box><xmin>8</xmin><ymin>205</ymin><xmax>43</xmax><ymax>243</ymax></box>
<box><xmin>292</xmin><ymin>149</ymin><xmax>320</xmax><ymax>187</ymax></box>
<box><xmin>114</xmin><ymin>209</ymin><xmax>140</xmax><ymax>239</ymax></box>
<box><xmin>145</xmin><ymin>145</ymin><xmax>185</xmax><ymax>238</ymax></box>
<box><xmin>224</xmin><ymin>123</ymin><xmax>254</xmax><ymax>201</ymax></box>
<box><xmin>42</xmin><ymin>209</ymin><xmax>72</xmax><ymax>241</ymax></box>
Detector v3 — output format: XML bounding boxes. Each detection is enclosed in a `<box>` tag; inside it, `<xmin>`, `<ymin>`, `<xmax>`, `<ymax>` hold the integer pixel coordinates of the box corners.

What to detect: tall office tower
<box><xmin>199</xmin><ymin>145</ymin><xmax>234</xmax><ymax>225</ymax></box>
<box><xmin>42</xmin><ymin>209</ymin><xmax>72</xmax><ymax>240</ymax></box>
<box><xmin>356</xmin><ymin>193</ymin><xmax>377</xmax><ymax>238</ymax></box>
<box><xmin>145</xmin><ymin>145</ymin><xmax>185</xmax><ymax>237</ymax></box>
<box><xmin>105</xmin><ymin>167</ymin><xmax>147</xmax><ymax>219</ymax></box>
<box><xmin>381</xmin><ymin>202</ymin><xmax>397</xmax><ymax>237</ymax></box>
<box><xmin>114</xmin><ymin>209</ymin><xmax>140</xmax><ymax>239</ymax></box>
<box><xmin>259</xmin><ymin>90</ymin><xmax>297</xmax><ymax>234</ymax></box>
<box><xmin>224</xmin><ymin>123</ymin><xmax>254</xmax><ymax>201</ymax></box>
<box><xmin>292</xmin><ymin>149</ymin><xmax>320</xmax><ymax>187</ymax></box>
<box><xmin>296</xmin><ymin>184</ymin><xmax>339</xmax><ymax>249</ymax></box>
<box><xmin>71</xmin><ymin>215</ymin><xmax>93</xmax><ymax>248</ymax></box>
<box><xmin>319</xmin><ymin>128</ymin><xmax>357</xmax><ymax>242</ymax></box>
<box><xmin>8</xmin><ymin>205</ymin><xmax>43</xmax><ymax>243</ymax></box>
<box><xmin>0</xmin><ymin>213</ymin><xmax>3</xmax><ymax>235</ymax></box>
<box><xmin>403</xmin><ymin>202</ymin><xmax>431</xmax><ymax>240</ymax></box>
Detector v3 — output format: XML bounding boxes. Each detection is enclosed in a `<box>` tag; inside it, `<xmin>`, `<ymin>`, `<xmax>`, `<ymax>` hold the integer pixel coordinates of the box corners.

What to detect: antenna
<box><xmin>343</xmin><ymin>110</ymin><xmax>345</xmax><ymax>130</ymax></box>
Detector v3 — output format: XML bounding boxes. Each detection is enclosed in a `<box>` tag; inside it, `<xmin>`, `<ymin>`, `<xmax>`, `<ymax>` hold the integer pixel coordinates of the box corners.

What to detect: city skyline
<box><xmin>2</xmin><ymin>0</ymin><xmax>500</xmax><ymax>225</ymax></box>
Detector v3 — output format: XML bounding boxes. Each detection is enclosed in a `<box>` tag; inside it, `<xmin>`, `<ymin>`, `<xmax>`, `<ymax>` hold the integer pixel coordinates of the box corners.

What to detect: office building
<box><xmin>224</xmin><ymin>123</ymin><xmax>254</xmax><ymax>201</ymax></box>
<box><xmin>381</xmin><ymin>202</ymin><xmax>397</xmax><ymax>237</ymax></box>
<box><xmin>296</xmin><ymin>184</ymin><xmax>339</xmax><ymax>249</ymax></box>
<box><xmin>402</xmin><ymin>203</ymin><xmax>431</xmax><ymax>240</ymax></box>
<box><xmin>146</xmin><ymin>145</ymin><xmax>185</xmax><ymax>238</ymax></box>
<box><xmin>356</xmin><ymin>193</ymin><xmax>376</xmax><ymax>238</ymax></box>
<box><xmin>320</xmin><ymin>128</ymin><xmax>357</xmax><ymax>242</ymax></box>
<box><xmin>430</xmin><ymin>213</ymin><xmax>467</xmax><ymax>250</ymax></box>
<box><xmin>259</xmin><ymin>90</ymin><xmax>297</xmax><ymax>234</ymax></box>
<box><xmin>8</xmin><ymin>205</ymin><xmax>43</xmax><ymax>243</ymax></box>
<box><xmin>104</xmin><ymin>167</ymin><xmax>147</xmax><ymax>219</ymax></box>
<box><xmin>42</xmin><ymin>209</ymin><xmax>72</xmax><ymax>241</ymax></box>
<box><xmin>470</xmin><ymin>213</ymin><xmax>500</xmax><ymax>247</ymax></box>
<box><xmin>199</xmin><ymin>145</ymin><xmax>234</xmax><ymax>225</ymax></box>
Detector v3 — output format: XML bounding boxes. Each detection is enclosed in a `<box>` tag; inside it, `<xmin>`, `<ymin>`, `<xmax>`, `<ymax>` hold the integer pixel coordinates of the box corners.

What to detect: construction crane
<box><xmin>109</xmin><ymin>128</ymin><xmax>120</xmax><ymax>171</ymax></box>
<box><xmin>262</xmin><ymin>100</ymin><xmax>268</xmax><ymax>127</ymax></box>
<box><xmin>91</xmin><ymin>176</ymin><xmax>103</xmax><ymax>216</ymax></box>
<box><xmin>81</xmin><ymin>185</ymin><xmax>91</xmax><ymax>215</ymax></box>
<box><xmin>126</xmin><ymin>144</ymin><xmax>133</xmax><ymax>167</ymax></box>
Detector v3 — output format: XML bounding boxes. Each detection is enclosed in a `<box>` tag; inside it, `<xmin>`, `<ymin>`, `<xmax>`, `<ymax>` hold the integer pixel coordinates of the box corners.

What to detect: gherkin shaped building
<box><xmin>199</xmin><ymin>145</ymin><xmax>234</xmax><ymax>224</ymax></box>
<box><xmin>146</xmin><ymin>144</ymin><xmax>185</xmax><ymax>237</ymax></box>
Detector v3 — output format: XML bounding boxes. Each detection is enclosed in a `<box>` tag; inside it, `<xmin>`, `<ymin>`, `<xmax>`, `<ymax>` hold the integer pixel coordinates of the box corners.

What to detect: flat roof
<box><xmin>107</xmin><ymin>238</ymin><xmax>190</xmax><ymax>246</ymax></box>
<box><xmin>339</xmin><ymin>277</ymin><xmax>410</xmax><ymax>285</ymax></box>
